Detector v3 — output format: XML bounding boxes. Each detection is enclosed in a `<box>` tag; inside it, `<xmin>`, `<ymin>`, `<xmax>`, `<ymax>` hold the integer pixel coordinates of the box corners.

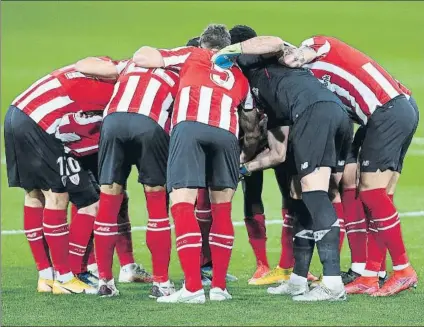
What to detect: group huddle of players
<box><xmin>5</xmin><ymin>23</ymin><xmax>419</xmax><ymax>303</ymax></box>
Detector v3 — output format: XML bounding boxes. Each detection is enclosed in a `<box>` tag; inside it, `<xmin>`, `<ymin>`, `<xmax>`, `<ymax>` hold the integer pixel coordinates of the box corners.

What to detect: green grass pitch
<box><xmin>1</xmin><ymin>1</ymin><xmax>424</xmax><ymax>326</ymax></box>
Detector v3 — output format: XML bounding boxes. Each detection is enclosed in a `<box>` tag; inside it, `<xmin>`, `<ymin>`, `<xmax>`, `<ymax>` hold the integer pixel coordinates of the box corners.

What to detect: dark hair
<box><xmin>186</xmin><ymin>36</ymin><xmax>200</xmax><ymax>47</ymax></box>
<box><xmin>229</xmin><ymin>25</ymin><xmax>257</xmax><ymax>44</ymax></box>
<box><xmin>199</xmin><ymin>24</ymin><xmax>231</xmax><ymax>50</ymax></box>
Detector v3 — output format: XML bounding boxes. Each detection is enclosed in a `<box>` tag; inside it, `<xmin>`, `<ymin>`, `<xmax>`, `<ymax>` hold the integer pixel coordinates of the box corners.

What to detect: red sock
<box><xmin>388</xmin><ymin>194</ymin><xmax>394</xmax><ymax>203</ymax></box>
<box><xmin>85</xmin><ymin>235</ymin><xmax>96</xmax><ymax>268</ymax></box>
<box><xmin>380</xmin><ymin>250</ymin><xmax>387</xmax><ymax>272</ymax></box>
<box><xmin>24</xmin><ymin>206</ymin><xmax>52</xmax><ymax>271</ymax></box>
<box><xmin>69</xmin><ymin>211</ymin><xmax>95</xmax><ymax>274</ymax></box>
<box><xmin>342</xmin><ymin>188</ymin><xmax>367</xmax><ymax>263</ymax></box>
<box><xmin>333</xmin><ymin>202</ymin><xmax>345</xmax><ymax>251</ymax></box>
<box><xmin>43</xmin><ymin>209</ymin><xmax>70</xmax><ymax>275</ymax></box>
<box><xmin>210</xmin><ymin>202</ymin><xmax>234</xmax><ymax>290</ymax></box>
<box><xmin>244</xmin><ymin>213</ymin><xmax>269</xmax><ymax>268</ymax></box>
<box><xmin>196</xmin><ymin>188</ymin><xmax>212</xmax><ymax>266</ymax></box>
<box><xmin>278</xmin><ymin>208</ymin><xmax>294</xmax><ymax>269</ymax></box>
<box><xmin>94</xmin><ymin>192</ymin><xmax>123</xmax><ymax>280</ymax></box>
<box><xmin>171</xmin><ymin>202</ymin><xmax>202</xmax><ymax>292</ymax></box>
<box><xmin>115</xmin><ymin>193</ymin><xmax>135</xmax><ymax>267</ymax></box>
<box><xmin>145</xmin><ymin>190</ymin><xmax>171</xmax><ymax>283</ymax></box>
<box><xmin>360</xmin><ymin>188</ymin><xmax>409</xmax><ymax>268</ymax></box>
<box><xmin>365</xmin><ymin>219</ymin><xmax>386</xmax><ymax>273</ymax></box>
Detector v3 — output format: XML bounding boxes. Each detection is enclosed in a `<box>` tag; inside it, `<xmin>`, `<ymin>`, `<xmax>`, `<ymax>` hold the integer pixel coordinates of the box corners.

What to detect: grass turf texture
<box><xmin>1</xmin><ymin>1</ymin><xmax>424</xmax><ymax>326</ymax></box>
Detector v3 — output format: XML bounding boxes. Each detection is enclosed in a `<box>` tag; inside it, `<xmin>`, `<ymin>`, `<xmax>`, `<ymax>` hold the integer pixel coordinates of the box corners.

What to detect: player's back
<box><xmin>173</xmin><ymin>48</ymin><xmax>250</xmax><ymax>135</ymax></box>
<box><xmin>304</xmin><ymin>36</ymin><xmax>405</xmax><ymax>122</ymax></box>
<box><xmin>104</xmin><ymin>60</ymin><xmax>179</xmax><ymax>129</ymax></box>
<box><xmin>12</xmin><ymin>62</ymin><xmax>115</xmax><ymax>133</ymax></box>
<box><xmin>238</xmin><ymin>55</ymin><xmax>342</xmax><ymax>124</ymax></box>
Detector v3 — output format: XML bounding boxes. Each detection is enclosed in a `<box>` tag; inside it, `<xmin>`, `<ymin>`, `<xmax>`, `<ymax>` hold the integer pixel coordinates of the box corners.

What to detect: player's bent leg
<box><xmin>297</xmin><ymin>167</ymin><xmax>346</xmax><ymax>301</ymax></box>
<box><xmin>94</xmin><ymin>183</ymin><xmax>124</xmax><ymax>297</ymax></box>
<box><xmin>268</xmin><ymin>200</ymin><xmax>313</xmax><ymax>296</ymax></box>
<box><xmin>23</xmin><ymin>189</ymin><xmax>54</xmax><ymax>292</ymax></box>
<box><xmin>208</xmin><ymin>188</ymin><xmax>235</xmax><ymax>301</ymax></box>
<box><xmin>341</xmin><ymin>163</ymin><xmax>367</xmax><ymax>284</ymax></box>
<box><xmin>69</xmin><ymin>201</ymin><xmax>99</xmax><ymax>288</ymax></box>
<box><xmin>143</xmin><ymin>185</ymin><xmax>173</xmax><ymax>297</ymax></box>
<box><xmin>359</xmin><ymin>171</ymin><xmax>417</xmax><ymax>296</ymax></box>
<box><xmin>242</xmin><ymin>171</ymin><xmax>270</xmax><ymax>284</ymax></box>
<box><xmin>329</xmin><ymin>173</ymin><xmax>345</xmax><ymax>252</ymax></box>
<box><xmin>196</xmin><ymin>188</ymin><xmax>213</xmax><ymax>276</ymax></box>
<box><xmin>41</xmin><ymin>190</ymin><xmax>97</xmax><ymax>295</ymax></box>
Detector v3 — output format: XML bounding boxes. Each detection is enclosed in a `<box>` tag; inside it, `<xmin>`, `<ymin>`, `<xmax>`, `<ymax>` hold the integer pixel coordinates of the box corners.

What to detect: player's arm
<box><xmin>280</xmin><ymin>36</ymin><xmax>330</xmax><ymax>67</ymax></box>
<box><xmin>133</xmin><ymin>46</ymin><xmax>193</xmax><ymax>69</ymax></box>
<box><xmin>75</xmin><ymin>57</ymin><xmax>121</xmax><ymax>80</ymax></box>
<box><xmin>239</xmin><ymin>108</ymin><xmax>261</xmax><ymax>162</ymax></box>
<box><xmin>133</xmin><ymin>46</ymin><xmax>165</xmax><ymax>68</ymax></box>
<box><xmin>241</xmin><ymin>125</ymin><xmax>289</xmax><ymax>174</ymax></box>
<box><xmin>213</xmin><ymin>36</ymin><xmax>295</xmax><ymax>68</ymax></box>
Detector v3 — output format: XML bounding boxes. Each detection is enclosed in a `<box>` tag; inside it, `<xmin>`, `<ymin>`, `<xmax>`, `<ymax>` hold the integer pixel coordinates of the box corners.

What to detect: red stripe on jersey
<box><xmin>311</xmin><ymin>69</ymin><xmax>371</xmax><ymax>124</ymax></box>
<box><xmin>12</xmin><ymin>60</ymin><xmax>117</xmax><ymax>133</ymax></box>
<box><xmin>303</xmin><ymin>36</ymin><xmax>406</xmax><ymax>121</ymax></box>
<box><xmin>104</xmin><ymin>62</ymin><xmax>179</xmax><ymax>130</ymax></box>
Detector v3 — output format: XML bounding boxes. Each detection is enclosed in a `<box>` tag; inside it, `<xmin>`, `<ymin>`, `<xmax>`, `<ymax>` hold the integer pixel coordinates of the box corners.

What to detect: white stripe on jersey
<box><xmin>45</xmin><ymin>117</ymin><xmax>64</xmax><ymax>134</ymax></box>
<box><xmin>219</xmin><ymin>94</ymin><xmax>232</xmax><ymax>131</ymax></box>
<box><xmin>304</xmin><ymin>61</ymin><xmax>382</xmax><ymax>113</ymax></box>
<box><xmin>163</xmin><ymin>53</ymin><xmax>191</xmax><ymax>68</ymax></box>
<box><xmin>18</xmin><ymin>78</ymin><xmax>63</xmax><ymax>110</ymax></box>
<box><xmin>197</xmin><ymin>86</ymin><xmax>213</xmax><ymax>124</ymax></box>
<box><xmin>153</xmin><ymin>69</ymin><xmax>176</xmax><ymax>87</ymax></box>
<box><xmin>139</xmin><ymin>78</ymin><xmax>161</xmax><ymax>115</ymax></box>
<box><xmin>319</xmin><ymin>78</ymin><xmax>368</xmax><ymax>125</ymax></box>
<box><xmin>104</xmin><ymin>81</ymin><xmax>120</xmax><ymax>116</ymax></box>
<box><xmin>117</xmin><ymin>76</ymin><xmax>139</xmax><ymax>112</ymax></box>
<box><xmin>158</xmin><ymin>93</ymin><xmax>173</xmax><ymax>128</ymax></box>
<box><xmin>362</xmin><ymin>63</ymin><xmax>400</xmax><ymax>100</ymax></box>
<box><xmin>12</xmin><ymin>74</ymin><xmax>53</xmax><ymax>105</ymax></box>
<box><xmin>176</xmin><ymin>87</ymin><xmax>190</xmax><ymax>124</ymax></box>
<box><xmin>73</xmin><ymin>145</ymin><xmax>99</xmax><ymax>153</ymax></box>
<box><xmin>30</xmin><ymin>96</ymin><xmax>74</xmax><ymax>124</ymax></box>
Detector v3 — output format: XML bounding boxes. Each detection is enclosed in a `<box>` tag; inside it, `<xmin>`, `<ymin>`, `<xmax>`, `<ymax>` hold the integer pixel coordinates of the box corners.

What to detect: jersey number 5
<box><xmin>210</xmin><ymin>64</ymin><xmax>235</xmax><ymax>90</ymax></box>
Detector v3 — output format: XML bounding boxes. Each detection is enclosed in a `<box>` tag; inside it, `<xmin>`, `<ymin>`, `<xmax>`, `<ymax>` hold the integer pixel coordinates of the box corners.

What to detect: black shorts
<box><xmin>345</xmin><ymin>125</ymin><xmax>366</xmax><ymax>165</ymax></box>
<box><xmin>5</xmin><ymin>106</ymin><xmax>99</xmax><ymax>208</ymax></box>
<box><xmin>68</xmin><ymin>153</ymin><xmax>100</xmax><ymax>209</ymax></box>
<box><xmin>290</xmin><ymin>101</ymin><xmax>352</xmax><ymax>177</ymax></box>
<box><xmin>4</xmin><ymin>106</ymin><xmax>66</xmax><ymax>192</ymax></box>
<box><xmin>359</xmin><ymin>95</ymin><xmax>419</xmax><ymax>173</ymax></box>
<box><xmin>98</xmin><ymin>113</ymin><xmax>169</xmax><ymax>186</ymax></box>
<box><xmin>167</xmin><ymin>121</ymin><xmax>240</xmax><ymax>192</ymax></box>
<box><xmin>334</xmin><ymin>120</ymin><xmax>354</xmax><ymax>173</ymax></box>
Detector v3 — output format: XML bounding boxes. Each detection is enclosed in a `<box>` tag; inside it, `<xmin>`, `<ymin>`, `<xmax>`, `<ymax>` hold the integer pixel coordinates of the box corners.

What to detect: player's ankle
<box><xmin>39</xmin><ymin>267</ymin><xmax>54</xmax><ymax>280</ymax></box>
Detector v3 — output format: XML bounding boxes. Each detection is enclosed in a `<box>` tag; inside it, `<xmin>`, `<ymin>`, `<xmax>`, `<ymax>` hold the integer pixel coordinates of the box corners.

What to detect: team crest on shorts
<box><xmin>61</xmin><ymin>176</ymin><xmax>67</xmax><ymax>187</ymax></box>
<box><xmin>69</xmin><ymin>173</ymin><xmax>80</xmax><ymax>185</ymax></box>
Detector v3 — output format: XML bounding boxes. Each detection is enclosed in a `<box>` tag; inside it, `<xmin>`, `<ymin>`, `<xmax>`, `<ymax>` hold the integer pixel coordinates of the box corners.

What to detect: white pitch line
<box><xmin>2</xmin><ymin>210</ymin><xmax>423</xmax><ymax>236</ymax></box>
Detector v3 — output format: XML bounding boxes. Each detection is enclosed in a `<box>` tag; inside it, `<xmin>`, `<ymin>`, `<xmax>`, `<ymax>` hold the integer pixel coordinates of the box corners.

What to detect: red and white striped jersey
<box><xmin>159</xmin><ymin>46</ymin><xmax>253</xmax><ymax>136</ymax></box>
<box><xmin>12</xmin><ymin>57</ymin><xmax>126</xmax><ymax>134</ymax></box>
<box><xmin>104</xmin><ymin>60</ymin><xmax>179</xmax><ymax>131</ymax></box>
<box><xmin>57</xmin><ymin>112</ymin><xmax>102</xmax><ymax>157</ymax></box>
<box><xmin>302</xmin><ymin>36</ymin><xmax>410</xmax><ymax>125</ymax></box>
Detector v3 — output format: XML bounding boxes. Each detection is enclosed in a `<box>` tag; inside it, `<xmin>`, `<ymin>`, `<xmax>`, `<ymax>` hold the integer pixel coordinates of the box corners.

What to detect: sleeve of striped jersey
<box><xmin>301</xmin><ymin>36</ymin><xmax>331</xmax><ymax>61</ymax></box>
<box><xmin>113</xmin><ymin>60</ymin><xmax>130</xmax><ymax>74</ymax></box>
<box><xmin>158</xmin><ymin>46</ymin><xmax>194</xmax><ymax>69</ymax></box>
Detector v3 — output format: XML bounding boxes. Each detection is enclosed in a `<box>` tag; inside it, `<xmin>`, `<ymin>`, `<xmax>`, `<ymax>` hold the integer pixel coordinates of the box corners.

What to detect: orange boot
<box><xmin>345</xmin><ymin>276</ymin><xmax>379</xmax><ymax>294</ymax></box>
<box><xmin>372</xmin><ymin>266</ymin><xmax>418</xmax><ymax>297</ymax></box>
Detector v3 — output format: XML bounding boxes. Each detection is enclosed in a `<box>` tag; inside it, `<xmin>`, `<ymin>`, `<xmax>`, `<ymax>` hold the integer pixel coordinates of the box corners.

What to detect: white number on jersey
<box><xmin>210</xmin><ymin>64</ymin><xmax>235</xmax><ymax>90</ymax></box>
